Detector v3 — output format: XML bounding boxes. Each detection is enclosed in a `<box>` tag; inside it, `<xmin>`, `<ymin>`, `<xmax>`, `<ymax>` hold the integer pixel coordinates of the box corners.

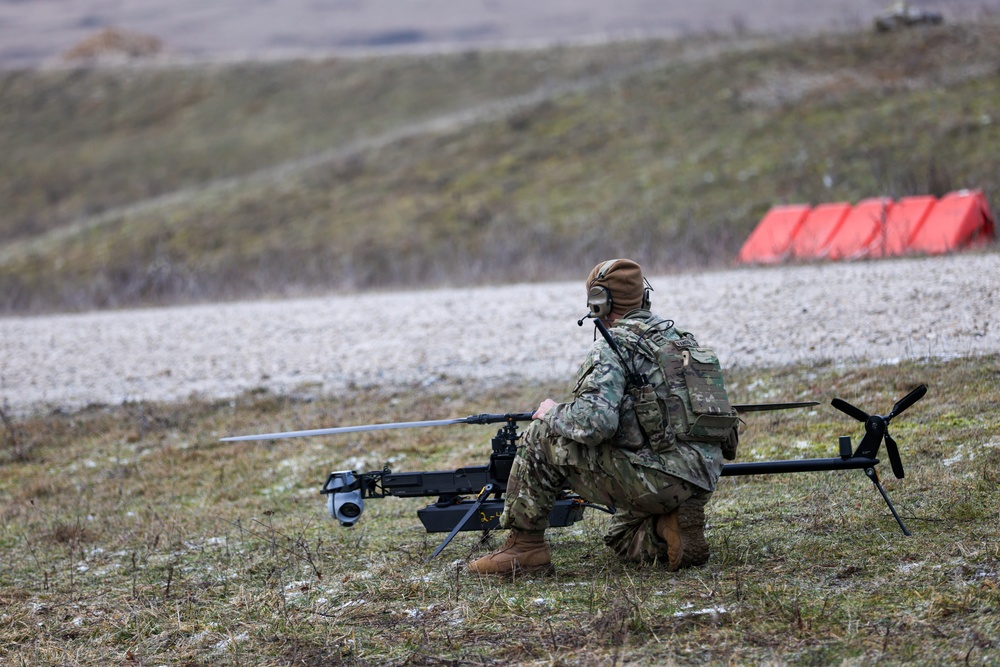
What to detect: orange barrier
<box><xmin>790</xmin><ymin>202</ymin><xmax>851</xmax><ymax>260</ymax></box>
<box><xmin>870</xmin><ymin>195</ymin><xmax>936</xmax><ymax>258</ymax></box>
<box><xmin>738</xmin><ymin>191</ymin><xmax>994</xmax><ymax>263</ymax></box>
<box><xmin>908</xmin><ymin>190</ymin><xmax>995</xmax><ymax>254</ymax></box>
<box><xmin>826</xmin><ymin>197</ymin><xmax>893</xmax><ymax>260</ymax></box>
<box><xmin>735</xmin><ymin>204</ymin><xmax>810</xmax><ymax>264</ymax></box>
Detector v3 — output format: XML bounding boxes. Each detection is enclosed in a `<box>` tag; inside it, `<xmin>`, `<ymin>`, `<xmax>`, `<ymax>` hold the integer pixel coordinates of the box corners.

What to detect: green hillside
<box><xmin>2</xmin><ymin>24</ymin><xmax>999</xmax><ymax>312</ymax></box>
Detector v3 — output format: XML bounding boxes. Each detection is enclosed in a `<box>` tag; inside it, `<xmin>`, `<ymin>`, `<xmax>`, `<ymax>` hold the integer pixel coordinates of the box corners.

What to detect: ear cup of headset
<box><xmin>588</xmin><ymin>285</ymin><xmax>613</xmax><ymax>318</ymax></box>
<box><xmin>587</xmin><ymin>259</ymin><xmax>618</xmax><ymax>318</ymax></box>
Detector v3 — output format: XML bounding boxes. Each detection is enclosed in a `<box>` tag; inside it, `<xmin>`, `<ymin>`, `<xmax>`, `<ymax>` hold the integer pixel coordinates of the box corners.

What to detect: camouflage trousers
<box><xmin>499</xmin><ymin>420</ymin><xmax>712</xmax><ymax>562</ymax></box>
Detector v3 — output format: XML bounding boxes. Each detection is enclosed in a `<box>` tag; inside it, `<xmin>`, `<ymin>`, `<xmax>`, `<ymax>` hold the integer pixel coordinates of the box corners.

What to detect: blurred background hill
<box><xmin>1</xmin><ymin>2</ymin><xmax>999</xmax><ymax>312</ymax></box>
<box><xmin>5</xmin><ymin>0</ymin><xmax>996</xmax><ymax>67</ymax></box>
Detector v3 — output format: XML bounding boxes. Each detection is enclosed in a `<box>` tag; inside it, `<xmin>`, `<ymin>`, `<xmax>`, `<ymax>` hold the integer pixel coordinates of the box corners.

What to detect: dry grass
<box><xmin>1</xmin><ymin>356</ymin><xmax>997</xmax><ymax>665</ymax></box>
<box><xmin>3</xmin><ymin>23</ymin><xmax>1000</xmax><ymax>312</ymax></box>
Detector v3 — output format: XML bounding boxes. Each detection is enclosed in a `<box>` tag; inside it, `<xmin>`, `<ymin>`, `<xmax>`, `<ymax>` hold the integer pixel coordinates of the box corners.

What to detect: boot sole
<box><xmin>677</xmin><ymin>500</ymin><xmax>710</xmax><ymax>568</ymax></box>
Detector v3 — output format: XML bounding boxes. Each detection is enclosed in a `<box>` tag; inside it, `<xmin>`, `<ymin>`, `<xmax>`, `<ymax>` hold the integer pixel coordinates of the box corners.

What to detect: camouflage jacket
<box><xmin>541</xmin><ymin>310</ymin><xmax>725</xmax><ymax>491</ymax></box>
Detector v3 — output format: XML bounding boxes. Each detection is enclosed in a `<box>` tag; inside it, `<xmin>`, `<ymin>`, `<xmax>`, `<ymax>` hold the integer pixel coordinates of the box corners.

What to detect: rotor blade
<box><xmin>831</xmin><ymin>398</ymin><xmax>869</xmax><ymax>423</ymax></box>
<box><xmin>220</xmin><ymin>411</ymin><xmax>536</xmax><ymax>442</ymax></box>
<box><xmin>733</xmin><ymin>401</ymin><xmax>820</xmax><ymax>413</ymax></box>
<box><xmin>884</xmin><ymin>433</ymin><xmax>905</xmax><ymax>480</ymax></box>
<box><xmin>888</xmin><ymin>385</ymin><xmax>928</xmax><ymax>420</ymax></box>
<box><xmin>220</xmin><ymin>417</ymin><xmax>472</xmax><ymax>442</ymax></box>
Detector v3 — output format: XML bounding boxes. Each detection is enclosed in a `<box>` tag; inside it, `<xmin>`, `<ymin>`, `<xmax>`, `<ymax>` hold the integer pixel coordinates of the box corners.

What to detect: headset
<box><xmin>587</xmin><ymin>259</ymin><xmax>652</xmax><ymax>319</ymax></box>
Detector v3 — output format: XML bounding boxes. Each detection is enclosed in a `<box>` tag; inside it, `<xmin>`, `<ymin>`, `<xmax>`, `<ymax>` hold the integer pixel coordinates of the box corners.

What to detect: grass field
<box><xmin>1</xmin><ymin>356</ymin><xmax>997</xmax><ymax>665</ymax></box>
<box><xmin>2</xmin><ymin>17</ymin><xmax>999</xmax><ymax>666</ymax></box>
<box><xmin>2</xmin><ymin>22</ymin><xmax>1000</xmax><ymax>312</ymax></box>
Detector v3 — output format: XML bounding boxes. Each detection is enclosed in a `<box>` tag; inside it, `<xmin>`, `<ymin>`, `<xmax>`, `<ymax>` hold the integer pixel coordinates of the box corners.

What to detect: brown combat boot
<box><xmin>656</xmin><ymin>496</ymin><xmax>710</xmax><ymax>571</ymax></box>
<box><xmin>467</xmin><ymin>530</ymin><xmax>552</xmax><ymax>575</ymax></box>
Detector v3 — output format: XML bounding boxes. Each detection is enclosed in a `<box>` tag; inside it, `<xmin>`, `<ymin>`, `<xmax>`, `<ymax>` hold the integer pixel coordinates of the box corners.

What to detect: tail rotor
<box><xmin>830</xmin><ymin>384</ymin><xmax>925</xmax><ymax>480</ymax></box>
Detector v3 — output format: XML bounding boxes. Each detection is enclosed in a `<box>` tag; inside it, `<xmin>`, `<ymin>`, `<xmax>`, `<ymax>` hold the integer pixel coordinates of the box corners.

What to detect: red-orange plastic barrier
<box><xmin>739</xmin><ymin>193</ymin><xmax>994</xmax><ymax>264</ymax></box>
<box><xmin>908</xmin><ymin>190</ymin><xmax>995</xmax><ymax>254</ymax></box>
<box><xmin>826</xmin><ymin>197</ymin><xmax>894</xmax><ymax>260</ymax></box>
<box><xmin>869</xmin><ymin>195</ymin><xmax>936</xmax><ymax>258</ymax></box>
<box><xmin>790</xmin><ymin>202</ymin><xmax>851</xmax><ymax>259</ymax></box>
<box><xmin>736</xmin><ymin>204</ymin><xmax>810</xmax><ymax>264</ymax></box>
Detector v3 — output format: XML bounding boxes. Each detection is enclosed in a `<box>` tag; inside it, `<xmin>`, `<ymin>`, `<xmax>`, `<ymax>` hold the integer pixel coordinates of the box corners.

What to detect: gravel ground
<box><xmin>0</xmin><ymin>0</ymin><xmax>938</xmax><ymax>66</ymax></box>
<box><xmin>1</xmin><ymin>253</ymin><xmax>997</xmax><ymax>416</ymax></box>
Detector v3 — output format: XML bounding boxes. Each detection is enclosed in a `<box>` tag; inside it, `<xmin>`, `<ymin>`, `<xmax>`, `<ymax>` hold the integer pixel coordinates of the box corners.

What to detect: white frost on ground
<box><xmin>1</xmin><ymin>253</ymin><xmax>997</xmax><ymax>415</ymax></box>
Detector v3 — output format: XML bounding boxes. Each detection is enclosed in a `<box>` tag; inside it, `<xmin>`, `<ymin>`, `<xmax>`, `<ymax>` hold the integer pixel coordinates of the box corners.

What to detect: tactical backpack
<box><xmin>613</xmin><ymin>318</ymin><xmax>740</xmax><ymax>459</ymax></box>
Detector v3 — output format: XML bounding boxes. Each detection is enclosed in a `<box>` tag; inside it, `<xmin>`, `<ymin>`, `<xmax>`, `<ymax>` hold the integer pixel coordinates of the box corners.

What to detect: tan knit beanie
<box><xmin>586</xmin><ymin>258</ymin><xmax>646</xmax><ymax>315</ymax></box>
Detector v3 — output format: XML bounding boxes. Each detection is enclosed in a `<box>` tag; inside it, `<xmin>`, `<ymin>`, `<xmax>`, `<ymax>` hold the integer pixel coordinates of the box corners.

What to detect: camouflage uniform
<box><xmin>499</xmin><ymin>309</ymin><xmax>725</xmax><ymax>561</ymax></box>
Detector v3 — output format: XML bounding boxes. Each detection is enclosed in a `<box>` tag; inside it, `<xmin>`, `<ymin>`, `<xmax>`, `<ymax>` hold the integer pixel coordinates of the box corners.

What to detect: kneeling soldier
<box><xmin>468</xmin><ymin>258</ymin><xmax>738</xmax><ymax>574</ymax></box>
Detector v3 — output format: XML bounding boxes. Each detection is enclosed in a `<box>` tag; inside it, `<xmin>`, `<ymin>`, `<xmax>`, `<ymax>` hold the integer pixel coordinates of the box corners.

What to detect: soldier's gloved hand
<box><xmin>533</xmin><ymin>399</ymin><xmax>557</xmax><ymax>421</ymax></box>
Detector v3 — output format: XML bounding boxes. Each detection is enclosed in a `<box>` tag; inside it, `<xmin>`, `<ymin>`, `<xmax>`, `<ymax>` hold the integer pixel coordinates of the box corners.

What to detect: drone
<box><xmin>221</xmin><ymin>385</ymin><xmax>926</xmax><ymax>559</ymax></box>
